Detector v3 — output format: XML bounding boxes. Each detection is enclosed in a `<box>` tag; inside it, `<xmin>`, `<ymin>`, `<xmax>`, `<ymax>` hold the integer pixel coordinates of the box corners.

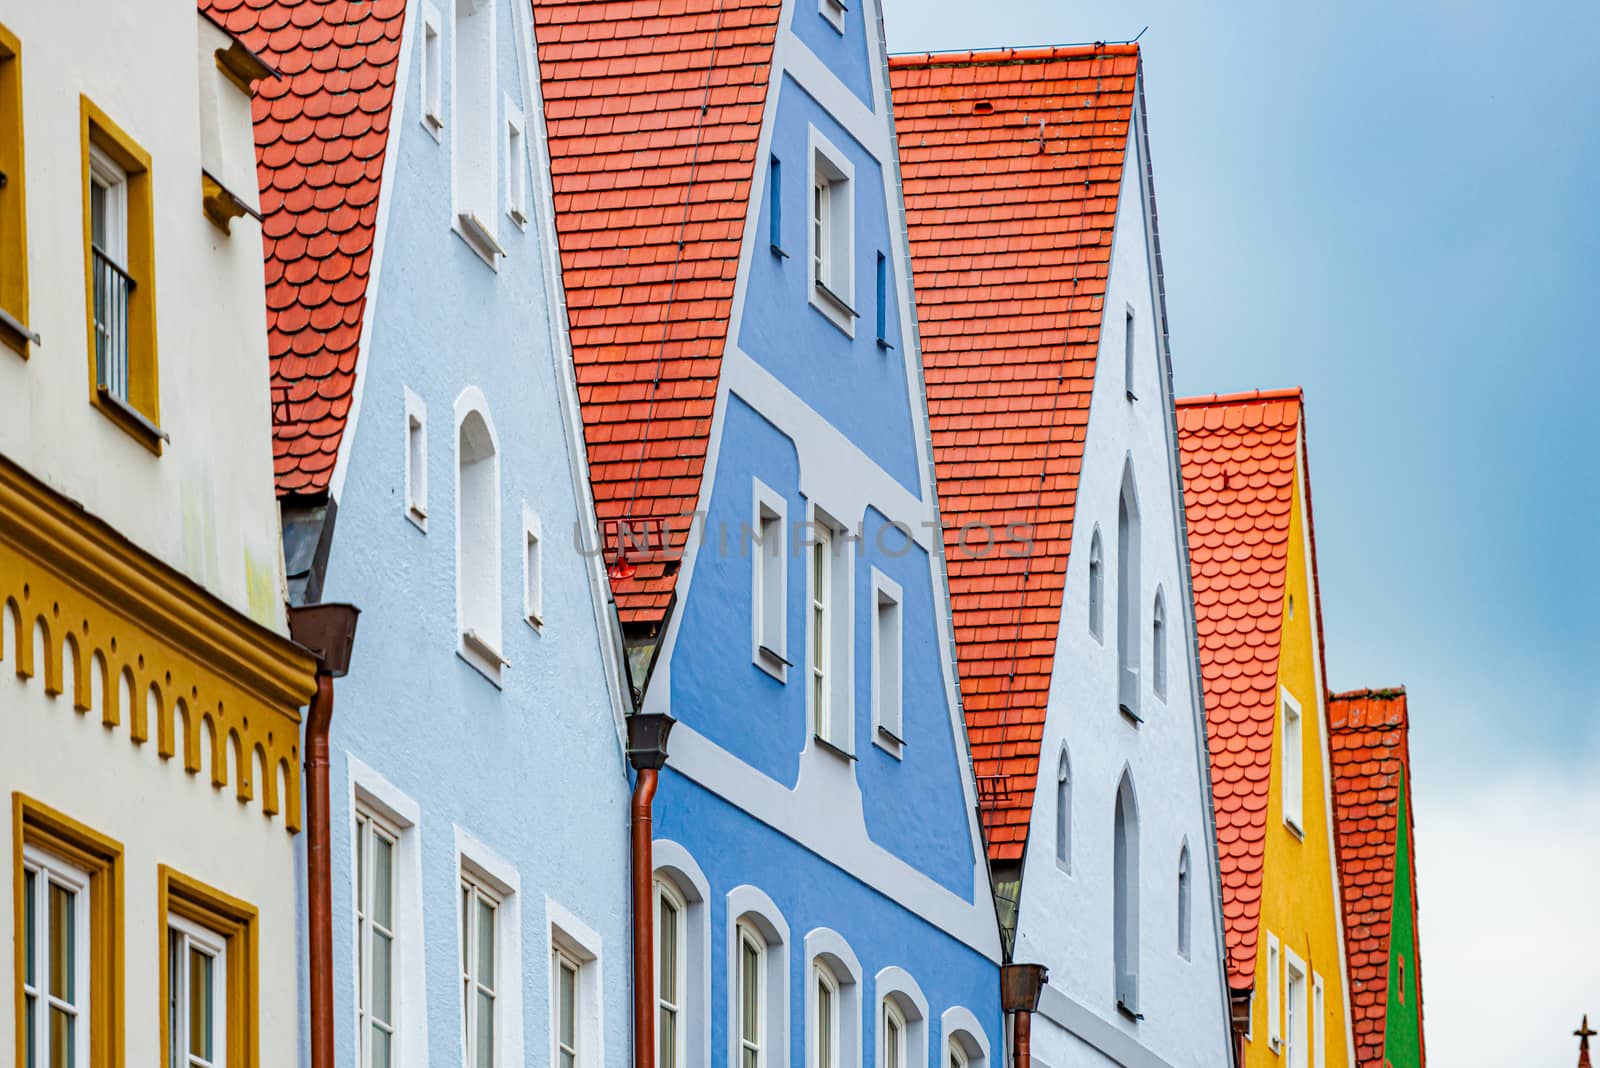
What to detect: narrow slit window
<box><xmin>1177</xmin><ymin>843</ymin><xmax>1191</xmax><ymax>959</ymax></box>
<box><xmin>1055</xmin><ymin>748</ymin><xmax>1071</xmax><ymax>870</ymax></box>
<box><xmin>875</xmin><ymin>252</ymin><xmax>889</xmax><ymax>346</ymax></box>
<box><xmin>524</xmin><ymin>507</ymin><xmax>543</xmax><ymax>628</ymax></box>
<box><xmin>1282</xmin><ymin>691</ymin><xmax>1304</xmax><ymax>832</ymax></box>
<box><xmin>811</xmin><ymin>525</ymin><xmax>831</xmax><ymax>742</ymax></box>
<box><xmin>505</xmin><ymin>103</ymin><xmax>528</xmax><ymax>226</ymax></box>
<box><xmin>752</xmin><ymin>483</ymin><xmax>787</xmax><ymax>672</ymax></box>
<box><xmin>1152</xmin><ymin>589</ymin><xmax>1166</xmax><ymax>700</ymax></box>
<box><xmin>1267</xmin><ymin>933</ymin><xmax>1282</xmax><ymax>1048</ymax></box>
<box><xmin>1088</xmin><ymin>528</ymin><xmax>1103</xmax><ymax>641</ymax></box>
<box><xmin>405</xmin><ymin>388</ymin><xmax>427</xmax><ymax>524</ymax></box>
<box><xmin>1117</xmin><ymin>472</ymin><xmax>1142</xmax><ymax>719</ymax></box>
<box><xmin>1123</xmin><ymin>305</ymin><xmax>1136</xmax><ymax>400</ymax></box>
<box><xmin>1313</xmin><ymin>972</ymin><xmax>1326</xmax><ymax>1068</ymax></box>
<box><xmin>769</xmin><ymin>156</ymin><xmax>784</xmax><ymax>256</ymax></box>
<box><xmin>872</xmin><ymin>571</ymin><xmax>903</xmax><ymax>749</ymax></box>
<box><xmin>421</xmin><ymin>3</ymin><xmax>443</xmax><ymax>132</ymax></box>
<box><xmin>1113</xmin><ymin>774</ymin><xmax>1140</xmax><ymax>1015</ymax></box>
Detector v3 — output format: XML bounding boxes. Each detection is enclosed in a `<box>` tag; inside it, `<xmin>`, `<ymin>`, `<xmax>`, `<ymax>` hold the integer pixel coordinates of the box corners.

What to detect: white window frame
<box><xmin>1265</xmin><ymin>932</ymin><xmax>1282</xmax><ymax>1051</ymax></box>
<box><xmin>737</xmin><ymin>923</ymin><xmax>766</xmax><ymax>1068</ymax></box>
<box><xmin>1281</xmin><ymin>688</ymin><xmax>1304</xmax><ymax>835</ymax></box>
<box><xmin>874</xmin><ymin>968</ymin><xmax>928</xmax><ymax>1068</ymax></box>
<box><xmin>939</xmin><ymin>1007</ymin><xmax>990</xmax><ymax>1068</ymax></box>
<box><xmin>456</xmin><ymin>830</ymin><xmax>524</xmax><ymax>1068</ymax></box>
<box><xmin>89</xmin><ymin>144</ymin><xmax>129</xmax><ymax>267</ymax></box>
<box><xmin>881</xmin><ymin>1000</ymin><xmax>906</xmax><ymax>1068</ymax></box>
<box><xmin>21</xmin><ymin>844</ymin><xmax>92</xmax><ymax>1068</ymax></box>
<box><xmin>504</xmin><ymin>97</ymin><xmax>528</xmax><ymax>229</ymax></box>
<box><xmin>450</xmin><ymin>0</ymin><xmax>504</xmax><ymax>265</ymax></box>
<box><xmin>812</xmin><ymin>964</ymin><xmax>842</xmax><ymax>1068</ymax></box>
<box><xmin>1283</xmin><ymin>948</ymin><xmax>1308</xmax><ymax>1068</ymax></box>
<box><xmin>552</xmin><ymin>948</ymin><xmax>581</xmax><ymax>1068</ymax></box>
<box><xmin>355</xmin><ymin>807</ymin><xmax>402</xmax><ymax>1068</ymax></box>
<box><xmin>350</xmin><ymin>758</ymin><xmax>427</xmax><ymax>1068</ymax></box>
<box><xmin>655</xmin><ymin>879</ymin><xmax>688</xmax><ymax>1068</ymax></box>
<box><xmin>1312</xmin><ymin>972</ymin><xmax>1325</xmax><ymax>1068</ymax></box>
<box><xmin>804</xmin><ymin>929</ymin><xmax>861</xmax><ymax>1068</ymax></box>
<box><xmin>523</xmin><ymin>504</ymin><xmax>543</xmax><ymax>630</ymax></box>
<box><xmin>404</xmin><ymin>387</ymin><xmax>428</xmax><ymax>530</ymax></box>
<box><xmin>819</xmin><ymin>0</ymin><xmax>846</xmax><ymax>33</ymax></box>
<box><xmin>869</xmin><ymin>568</ymin><xmax>903</xmax><ymax>756</ymax></box>
<box><xmin>455</xmin><ymin>390</ymin><xmax>506</xmax><ymax>684</ymax></box>
<box><xmin>420</xmin><ymin>1</ymin><xmax>444</xmax><ymax>137</ymax></box>
<box><xmin>169</xmin><ymin>913</ymin><xmax>228</xmax><ymax>1068</ymax></box>
<box><xmin>806</xmin><ymin>505</ymin><xmax>855</xmax><ymax>756</ymax></box>
<box><xmin>547</xmin><ymin>899</ymin><xmax>605</xmax><ymax>1068</ymax></box>
<box><xmin>807</xmin><ymin>126</ymin><xmax>856</xmax><ymax>337</ymax></box>
<box><xmin>727</xmin><ymin>886</ymin><xmax>789</xmax><ymax>1068</ymax></box>
<box><xmin>751</xmin><ymin>478</ymin><xmax>789</xmax><ymax>680</ymax></box>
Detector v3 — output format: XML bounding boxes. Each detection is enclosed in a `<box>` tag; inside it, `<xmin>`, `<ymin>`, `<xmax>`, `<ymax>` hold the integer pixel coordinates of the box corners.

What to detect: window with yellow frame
<box><xmin>12</xmin><ymin>793</ymin><xmax>124</xmax><ymax>1068</ymax></box>
<box><xmin>0</xmin><ymin>21</ymin><xmax>33</xmax><ymax>356</ymax></box>
<box><xmin>79</xmin><ymin>96</ymin><xmax>163</xmax><ymax>453</ymax></box>
<box><xmin>158</xmin><ymin>867</ymin><xmax>258</xmax><ymax>1068</ymax></box>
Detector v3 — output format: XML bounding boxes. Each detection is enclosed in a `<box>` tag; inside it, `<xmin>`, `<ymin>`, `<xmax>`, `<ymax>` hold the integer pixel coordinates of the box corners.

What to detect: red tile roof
<box><xmin>1329</xmin><ymin>687</ymin><xmax>1425</xmax><ymax>1068</ymax></box>
<box><xmin>1176</xmin><ymin>388</ymin><xmax>1305</xmax><ymax>987</ymax></box>
<box><xmin>203</xmin><ymin>0</ymin><xmax>407</xmax><ymax>498</ymax></box>
<box><xmin>530</xmin><ymin>0</ymin><xmax>781</xmax><ymax>624</ymax></box>
<box><xmin>890</xmin><ymin>43</ymin><xmax>1141</xmax><ymax>863</ymax></box>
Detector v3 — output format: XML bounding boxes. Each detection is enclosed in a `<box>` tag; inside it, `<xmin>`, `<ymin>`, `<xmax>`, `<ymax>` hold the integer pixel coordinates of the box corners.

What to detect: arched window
<box><xmin>806</xmin><ymin>929</ymin><xmax>861</xmax><ymax>1068</ymax></box>
<box><xmin>728</xmin><ymin>886</ymin><xmax>789</xmax><ymax>1068</ymax></box>
<box><xmin>1177</xmin><ymin>842</ymin><xmax>1191</xmax><ymax>959</ymax></box>
<box><xmin>456</xmin><ymin>393</ymin><xmax>502</xmax><ymax>678</ymax></box>
<box><xmin>656</xmin><ymin>880</ymin><xmax>687</xmax><ymax>1068</ymax></box>
<box><xmin>874</xmin><ymin>970</ymin><xmax>927</xmax><ymax>1068</ymax></box>
<box><xmin>654</xmin><ymin>843</ymin><xmax>710</xmax><ymax>1068</ymax></box>
<box><xmin>1087</xmin><ymin>529</ymin><xmax>1104</xmax><ymax>641</ymax></box>
<box><xmin>940</xmin><ymin>1007</ymin><xmax>990</xmax><ymax>1068</ymax></box>
<box><xmin>1116</xmin><ymin>468</ymin><xmax>1141</xmax><ymax>719</ymax></box>
<box><xmin>1113</xmin><ymin>772</ymin><xmax>1140</xmax><ymax>1015</ymax></box>
<box><xmin>1152</xmin><ymin>589</ymin><xmax>1166</xmax><ymax>701</ymax></box>
<box><xmin>1055</xmin><ymin>747</ymin><xmax>1072</xmax><ymax>872</ymax></box>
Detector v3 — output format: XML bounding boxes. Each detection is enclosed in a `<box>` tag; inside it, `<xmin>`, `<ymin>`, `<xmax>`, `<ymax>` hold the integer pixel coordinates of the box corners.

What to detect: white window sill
<box><xmin>753</xmin><ymin>645</ymin><xmax>789</xmax><ymax>682</ymax></box>
<box><xmin>459</xmin><ymin>629</ymin><xmax>508</xmax><ymax>687</ymax></box>
<box><xmin>422</xmin><ymin>113</ymin><xmax>443</xmax><ymax>142</ymax></box>
<box><xmin>525</xmin><ymin>612</ymin><xmax>543</xmax><ymax>634</ymax></box>
<box><xmin>506</xmin><ymin>205</ymin><xmax>529</xmax><ymax>232</ymax></box>
<box><xmin>872</xmin><ymin>725</ymin><xmax>903</xmax><ymax>760</ymax></box>
<box><xmin>820</xmin><ymin>0</ymin><xmax>846</xmax><ymax>32</ymax></box>
<box><xmin>1283</xmin><ymin>817</ymin><xmax>1304</xmax><ymax>842</ymax></box>
<box><xmin>455</xmin><ymin>211</ymin><xmax>506</xmax><ymax>267</ymax></box>
<box><xmin>406</xmin><ymin>504</ymin><xmax>428</xmax><ymax>533</ymax></box>
<box><xmin>813</xmin><ymin>734</ymin><xmax>855</xmax><ymax>762</ymax></box>
<box><xmin>809</xmin><ymin>280</ymin><xmax>857</xmax><ymax>338</ymax></box>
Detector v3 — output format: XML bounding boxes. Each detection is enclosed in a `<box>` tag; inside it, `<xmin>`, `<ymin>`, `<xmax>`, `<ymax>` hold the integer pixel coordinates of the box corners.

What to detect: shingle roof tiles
<box><xmin>202</xmin><ymin>0</ymin><xmax>407</xmax><ymax>498</ymax></box>
<box><xmin>1329</xmin><ymin>687</ymin><xmax>1424</xmax><ymax>1068</ymax></box>
<box><xmin>1176</xmin><ymin>387</ymin><xmax>1304</xmax><ymax>989</ymax></box>
<box><xmin>531</xmin><ymin>0</ymin><xmax>782</xmax><ymax>624</ymax></box>
<box><xmin>890</xmin><ymin>43</ymin><xmax>1140</xmax><ymax>863</ymax></box>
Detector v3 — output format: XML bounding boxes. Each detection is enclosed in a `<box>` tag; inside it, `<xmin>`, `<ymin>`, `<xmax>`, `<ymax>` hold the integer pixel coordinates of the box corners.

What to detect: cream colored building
<box><xmin>0</xmin><ymin>5</ymin><xmax>317</xmax><ymax>1065</ymax></box>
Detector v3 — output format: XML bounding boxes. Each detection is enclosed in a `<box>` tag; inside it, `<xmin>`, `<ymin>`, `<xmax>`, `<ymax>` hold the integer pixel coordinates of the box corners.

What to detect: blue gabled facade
<box><xmin>257</xmin><ymin>0</ymin><xmax>637</xmax><ymax>1065</ymax></box>
<box><xmin>615</xmin><ymin>1</ymin><xmax>1006</xmax><ymax>1065</ymax></box>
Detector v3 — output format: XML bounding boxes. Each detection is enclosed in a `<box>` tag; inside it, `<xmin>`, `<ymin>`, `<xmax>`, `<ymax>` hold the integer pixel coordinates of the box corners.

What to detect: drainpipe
<box><xmin>1001</xmin><ymin>963</ymin><xmax>1048</xmax><ymax>1068</ymax></box>
<box><xmin>288</xmin><ymin>603</ymin><xmax>361</xmax><ymax>1068</ymax></box>
<box><xmin>1229</xmin><ymin>987</ymin><xmax>1253</xmax><ymax>1068</ymax></box>
<box><xmin>625</xmin><ymin>712</ymin><xmax>675</xmax><ymax>1068</ymax></box>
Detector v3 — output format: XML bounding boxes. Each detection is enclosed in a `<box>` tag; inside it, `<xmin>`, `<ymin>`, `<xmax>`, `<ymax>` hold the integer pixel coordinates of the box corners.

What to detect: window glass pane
<box><xmin>658</xmin><ymin>1004</ymin><xmax>677</xmax><ymax>1068</ymax></box>
<box><xmin>190</xmin><ymin>947</ymin><xmax>213</xmax><ymax>1059</ymax></box>
<box><xmin>370</xmin><ymin>1024</ymin><xmax>392</xmax><ymax>1068</ymax></box>
<box><xmin>741</xmin><ymin>938</ymin><xmax>759</xmax><ymax>1044</ymax></box>
<box><xmin>373</xmin><ymin>834</ymin><xmax>394</xmax><ymax>929</ymax></box>
<box><xmin>460</xmin><ymin>886</ymin><xmax>470</xmax><ymax>974</ymax></box>
<box><xmin>817</xmin><ymin>979</ymin><xmax>832</xmax><ymax>1068</ymax></box>
<box><xmin>885</xmin><ymin>1012</ymin><xmax>900</xmax><ymax>1068</ymax></box>
<box><xmin>356</xmin><ymin>818</ymin><xmax>367</xmax><ymax>911</ymax></box>
<box><xmin>91</xmin><ymin>180</ymin><xmax>107</xmax><ymax>251</ymax></box>
<box><xmin>24</xmin><ymin>868</ymin><xmax>36</xmax><ymax>985</ymax></box>
<box><xmin>48</xmin><ymin>882</ymin><xmax>74</xmax><ymax>1002</ymax></box>
<box><xmin>658</xmin><ymin>897</ymin><xmax>679</xmax><ymax>1002</ymax></box>
<box><xmin>372</xmin><ymin>930</ymin><xmax>394</xmax><ymax>1023</ymax></box>
<box><xmin>476</xmin><ymin>898</ymin><xmax>495</xmax><ymax>988</ymax></box>
<box><xmin>168</xmin><ymin>931</ymin><xmax>181</xmax><ymax>1064</ymax></box>
<box><xmin>49</xmin><ymin>1006</ymin><xmax>72</xmax><ymax>1068</ymax></box>
<box><xmin>475</xmin><ymin>989</ymin><xmax>494</xmax><ymax>1068</ymax></box>
<box><xmin>559</xmin><ymin>960</ymin><xmax>576</xmax><ymax>1047</ymax></box>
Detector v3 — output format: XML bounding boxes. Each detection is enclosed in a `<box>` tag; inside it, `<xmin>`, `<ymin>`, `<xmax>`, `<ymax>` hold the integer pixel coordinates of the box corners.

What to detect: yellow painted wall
<box><xmin>1243</xmin><ymin>432</ymin><xmax>1354</xmax><ymax>1068</ymax></box>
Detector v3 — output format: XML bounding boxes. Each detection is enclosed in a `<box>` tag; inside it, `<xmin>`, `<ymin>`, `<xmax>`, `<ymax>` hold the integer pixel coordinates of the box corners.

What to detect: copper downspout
<box><xmin>631</xmin><ymin>768</ymin><xmax>660</xmax><ymax>1068</ymax></box>
<box><xmin>288</xmin><ymin>603</ymin><xmax>360</xmax><ymax>1068</ymax></box>
<box><xmin>306</xmin><ymin>673</ymin><xmax>336</xmax><ymax>1068</ymax></box>
<box><xmin>625</xmin><ymin>712</ymin><xmax>675</xmax><ymax>1068</ymax></box>
<box><xmin>1000</xmin><ymin>962</ymin><xmax>1047</xmax><ymax>1068</ymax></box>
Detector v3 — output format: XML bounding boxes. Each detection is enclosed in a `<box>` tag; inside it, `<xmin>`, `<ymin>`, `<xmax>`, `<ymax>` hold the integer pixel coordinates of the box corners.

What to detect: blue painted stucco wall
<box><xmin>304</xmin><ymin>0</ymin><xmax>632</xmax><ymax>1064</ymax></box>
<box><xmin>650</xmin><ymin>1</ymin><xmax>1003</xmax><ymax>1064</ymax></box>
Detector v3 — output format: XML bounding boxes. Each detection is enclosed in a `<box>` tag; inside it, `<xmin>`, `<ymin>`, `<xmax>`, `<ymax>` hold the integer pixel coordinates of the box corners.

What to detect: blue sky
<box><xmin>880</xmin><ymin>0</ymin><xmax>1600</xmax><ymax>1062</ymax></box>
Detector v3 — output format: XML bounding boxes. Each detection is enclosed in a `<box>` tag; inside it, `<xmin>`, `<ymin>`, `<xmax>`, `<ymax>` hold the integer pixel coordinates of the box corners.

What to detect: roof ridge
<box><xmin>888</xmin><ymin>41</ymin><xmax>1140</xmax><ymax>69</ymax></box>
<box><xmin>1175</xmin><ymin>386</ymin><xmax>1304</xmax><ymax>408</ymax></box>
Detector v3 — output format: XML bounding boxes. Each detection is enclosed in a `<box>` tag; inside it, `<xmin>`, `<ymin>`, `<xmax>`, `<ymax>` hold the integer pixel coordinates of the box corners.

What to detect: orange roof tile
<box><xmin>890</xmin><ymin>43</ymin><xmax>1141</xmax><ymax>864</ymax></box>
<box><xmin>1176</xmin><ymin>387</ymin><xmax>1305</xmax><ymax>988</ymax></box>
<box><xmin>203</xmin><ymin>0</ymin><xmax>407</xmax><ymax>498</ymax></box>
<box><xmin>530</xmin><ymin>0</ymin><xmax>781</xmax><ymax>625</ymax></box>
<box><xmin>1329</xmin><ymin>687</ymin><xmax>1425</xmax><ymax>1068</ymax></box>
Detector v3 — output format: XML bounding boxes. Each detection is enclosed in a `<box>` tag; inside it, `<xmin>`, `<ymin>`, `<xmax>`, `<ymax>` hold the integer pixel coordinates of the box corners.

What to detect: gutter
<box><xmin>287</xmin><ymin>603</ymin><xmax>361</xmax><ymax>1068</ymax></box>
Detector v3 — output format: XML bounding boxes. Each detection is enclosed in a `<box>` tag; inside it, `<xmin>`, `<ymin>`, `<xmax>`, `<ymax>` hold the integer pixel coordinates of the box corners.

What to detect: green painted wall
<box><xmin>1382</xmin><ymin>769</ymin><xmax>1425</xmax><ymax>1067</ymax></box>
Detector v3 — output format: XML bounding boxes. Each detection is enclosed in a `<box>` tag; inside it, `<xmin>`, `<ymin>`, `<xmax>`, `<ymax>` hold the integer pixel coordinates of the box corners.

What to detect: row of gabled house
<box><xmin>0</xmin><ymin>2</ymin><xmax>1426</xmax><ymax>1068</ymax></box>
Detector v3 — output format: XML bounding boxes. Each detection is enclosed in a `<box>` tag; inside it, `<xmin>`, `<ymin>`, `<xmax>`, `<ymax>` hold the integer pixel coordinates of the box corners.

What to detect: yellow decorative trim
<box><xmin>0</xmin><ymin>22</ymin><xmax>29</xmax><ymax>357</ymax></box>
<box><xmin>158</xmin><ymin>866</ymin><xmax>260</xmax><ymax>1068</ymax></box>
<box><xmin>79</xmin><ymin>94</ymin><xmax>163</xmax><ymax>454</ymax></box>
<box><xmin>12</xmin><ymin>793</ymin><xmax>126</xmax><ymax>1068</ymax></box>
<box><xmin>0</xmin><ymin>454</ymin><xmax>317</xmax><ymax>830</ymax></box>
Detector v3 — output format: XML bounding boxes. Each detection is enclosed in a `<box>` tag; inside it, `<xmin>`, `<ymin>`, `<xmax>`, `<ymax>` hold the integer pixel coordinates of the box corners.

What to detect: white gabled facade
<box><xmin>1011</xmin><ymin>87</ymin><xmax>1235</xmax><ymax>1068</ymax></box>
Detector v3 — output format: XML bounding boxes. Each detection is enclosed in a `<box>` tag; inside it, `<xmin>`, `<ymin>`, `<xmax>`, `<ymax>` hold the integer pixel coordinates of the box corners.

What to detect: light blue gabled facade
<box><xmin>285</xmin><ymin>1</ymin><xmax>635</xmax><ymax>1065</ymax></box>
<box><xmin>635</xmin><ymin>2</ymin><xmax>1005</xmax><ymax>1065</ymax></box>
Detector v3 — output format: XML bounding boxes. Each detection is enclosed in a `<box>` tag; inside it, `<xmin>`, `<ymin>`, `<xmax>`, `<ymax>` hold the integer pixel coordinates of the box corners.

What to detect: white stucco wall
<box><xmin>0</xmin><ymin>2</ymin><xmax>289</xmax><ymax>634</ymax></box>
<box><xmin>1012</xmin><ymin>95</ymin><xmax>1234</xmax><ymax>1068</ymax></box>
<box><xmin>0</xmin><ymin>652</ymin><xmax>302</xmax><ymax>1066</ymax></box>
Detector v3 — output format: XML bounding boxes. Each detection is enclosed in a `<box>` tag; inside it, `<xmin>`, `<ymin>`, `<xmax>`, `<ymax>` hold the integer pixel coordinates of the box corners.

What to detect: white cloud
<box><xmin>1415</xmin><ymin>758</ymin><xmax>1600</xmax><ymax>1065</ymax></box>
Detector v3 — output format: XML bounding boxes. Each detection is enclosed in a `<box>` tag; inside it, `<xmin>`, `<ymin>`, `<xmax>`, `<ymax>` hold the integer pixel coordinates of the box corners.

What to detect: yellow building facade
<box><xmin>1179</xmin><ymin>389</ymin><xmax>1356</xmax><ymax>1068</ymax></box>
<box><xmin>0</xmin><ymin>5</ymin><xmax>317</xmax><ymax>1065</ymax></box>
